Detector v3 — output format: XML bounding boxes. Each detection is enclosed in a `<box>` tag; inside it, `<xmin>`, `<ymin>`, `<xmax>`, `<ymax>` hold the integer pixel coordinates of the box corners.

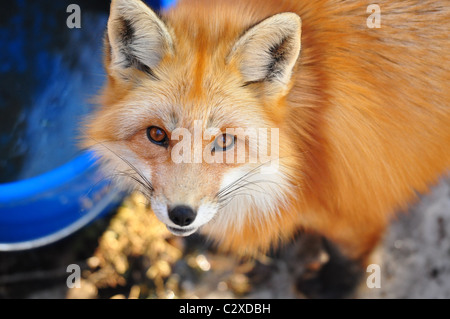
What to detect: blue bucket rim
<box><xmin>0</xmin><ymin>150</ymin><xmax>98</xmax><ymax>203</ymax></box>
<box><xmin>0</xmin><ymin>0</ymin><xmax>177</xmax><ymax>203</ymax></box>
<box><xmin>0</xmin><ymin>187</ymin><xmax>122</xmax><ymax>251</ymax></box>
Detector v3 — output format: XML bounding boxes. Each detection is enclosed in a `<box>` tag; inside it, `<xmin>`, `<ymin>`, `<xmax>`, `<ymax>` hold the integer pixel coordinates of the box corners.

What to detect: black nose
<box><xmin>168</xmin><ymin>205</ymin><xmax>196</xmax><ymax>227</ymax></box>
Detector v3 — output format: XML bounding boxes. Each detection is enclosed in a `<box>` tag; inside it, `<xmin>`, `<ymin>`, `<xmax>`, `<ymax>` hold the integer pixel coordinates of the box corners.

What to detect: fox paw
<box><xmin>294</xmin><ymin>239</ymin><xmax>364</xmax><ymax>298</ymax></box>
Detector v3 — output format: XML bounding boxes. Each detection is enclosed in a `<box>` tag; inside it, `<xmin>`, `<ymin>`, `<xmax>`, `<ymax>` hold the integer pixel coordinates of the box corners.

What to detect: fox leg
<box><xmin>294</xmin><ymin>219</ymin><xmax>386</xmax><ymax>298</ymax></box>
<box><xmin>323</xmin><ymin>220</ymin><xmax>386</xmax><ymax>266</ymax></box>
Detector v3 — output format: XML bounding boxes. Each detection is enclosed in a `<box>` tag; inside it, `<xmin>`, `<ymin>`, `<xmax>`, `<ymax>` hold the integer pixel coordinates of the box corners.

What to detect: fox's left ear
<box><xmin>227</xmin><ymin>13</ymin><xmax>301</xmax><ymax>95</ymax></box>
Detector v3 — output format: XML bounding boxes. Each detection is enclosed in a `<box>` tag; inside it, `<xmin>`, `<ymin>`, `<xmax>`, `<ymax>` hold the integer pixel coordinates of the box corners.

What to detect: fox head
<box><xmin>83</xmin><ymin>0</ymin><xmax>302</xmax><ymax>248</ymax></box>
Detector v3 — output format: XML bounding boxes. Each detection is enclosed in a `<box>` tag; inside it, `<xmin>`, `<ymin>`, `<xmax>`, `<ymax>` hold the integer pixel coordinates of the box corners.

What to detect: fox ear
<box><xmin>106</xmin><ymin>0</ymin><xmax>173</xmax><ymax>80</ymax></box>
<box><xmin>227</xmin><ymin>13</ymin><xmax>301</xmax><ymax>95</ymax></box>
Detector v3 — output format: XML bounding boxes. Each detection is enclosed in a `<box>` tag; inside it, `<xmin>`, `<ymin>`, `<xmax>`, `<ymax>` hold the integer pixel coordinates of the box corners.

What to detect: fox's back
<box><xmin>85</xmin><ymin>0</ymin><xmax>449</xmax><ymax>258</ymax></box>
<box><xmin>163</xmin><ymin>0</ymin><xmax>450</xmax><ymax>252</ymax></box>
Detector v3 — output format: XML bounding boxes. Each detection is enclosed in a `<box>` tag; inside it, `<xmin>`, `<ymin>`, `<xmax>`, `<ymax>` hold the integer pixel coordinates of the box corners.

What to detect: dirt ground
<box><xmin>2</xmin><ymin>0</ymin><xmax>448</xmax><ymax>300</ymax></box>
<box><xmin>360</xmin><ymin>177</ymin><xmax>450</xmax><ymax>298</ymax></box>
<box><xmin>0</xmin><ymin>177</ymin><xmax>449</xmax><ymax>299</ymax></box>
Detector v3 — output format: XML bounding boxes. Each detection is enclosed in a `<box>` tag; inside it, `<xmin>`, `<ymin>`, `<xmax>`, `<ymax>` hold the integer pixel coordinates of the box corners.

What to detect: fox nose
<box><xmin>168</xmin><ymin>205</ymin><xmax>196</xmax><ymax>227</ymax></box>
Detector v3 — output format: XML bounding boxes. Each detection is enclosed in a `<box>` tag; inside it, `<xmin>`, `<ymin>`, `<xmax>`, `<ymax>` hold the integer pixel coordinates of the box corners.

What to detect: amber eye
<box><xmin>213</xmin><ymin>133</ymin><xmax>235</xmax><ymax>152</ymax></box>
<box><xmin>147</xmin><ymin>126</ymin><xmax>169</xmax><ymax>147</ymax></box>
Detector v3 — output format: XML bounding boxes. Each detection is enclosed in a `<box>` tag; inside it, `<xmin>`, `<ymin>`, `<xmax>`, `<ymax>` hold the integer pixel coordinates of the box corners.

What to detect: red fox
<box><xmin>83</xmin><ymin>0</ymin><xmax>450</xmax><ymax>269</ymax></box>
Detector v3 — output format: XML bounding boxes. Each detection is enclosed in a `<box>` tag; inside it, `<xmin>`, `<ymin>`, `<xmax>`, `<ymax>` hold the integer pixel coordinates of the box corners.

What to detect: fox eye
<box><xmin>213</xmin><ymin>133</ymin><xmax>235</xmax><ymax>152</ymax></box>
<box><xmin>147</xmin><ymin>126</ymin><xmax>169</xmax><ymax>147</ymax></box>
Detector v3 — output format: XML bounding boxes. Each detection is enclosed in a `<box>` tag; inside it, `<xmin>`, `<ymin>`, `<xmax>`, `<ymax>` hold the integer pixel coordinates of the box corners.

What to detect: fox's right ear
<box><xmin>105</xmin><ymin>0</ymin><xmax>173</xmax><ymax>81</ymax></box>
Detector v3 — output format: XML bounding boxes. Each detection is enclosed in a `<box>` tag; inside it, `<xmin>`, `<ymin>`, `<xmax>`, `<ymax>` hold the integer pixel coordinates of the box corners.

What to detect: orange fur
<box><xmin>83</xmin><ymin>0</ymin><xmax>450</xmax><ymax>262</ymax></box>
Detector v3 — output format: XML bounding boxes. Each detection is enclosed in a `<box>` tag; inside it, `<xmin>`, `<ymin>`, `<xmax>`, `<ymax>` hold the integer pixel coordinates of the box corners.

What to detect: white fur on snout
<box><xmin>201</xmin><ymin>164</ymin><xmax>292</xmax><ymax>240</ymax></box>
<box><xmin>195</xmin><ymin>202</ymin><xmax>219</xmax><ymax>227</ymax></box>
<box><xmin>150</xmin><ymin>197</ymin><xmax>219</xmax><ymax>236</ymax></box>
<box><xmin>150</xmin><ymin>197</ymin><xmax>171</xmax><ymax>226</ymax></box>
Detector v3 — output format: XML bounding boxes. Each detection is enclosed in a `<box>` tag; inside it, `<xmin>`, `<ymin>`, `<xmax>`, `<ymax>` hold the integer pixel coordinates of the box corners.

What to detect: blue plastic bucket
<box><xmin>0</xmin><ymin>151</ymin><xmax>123</xmax><ymax>250</ymax></box>
<box><xmin>0</xmin><ymin>0</ymin><xmax>177</xmax><ymax>250</ymax></box>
